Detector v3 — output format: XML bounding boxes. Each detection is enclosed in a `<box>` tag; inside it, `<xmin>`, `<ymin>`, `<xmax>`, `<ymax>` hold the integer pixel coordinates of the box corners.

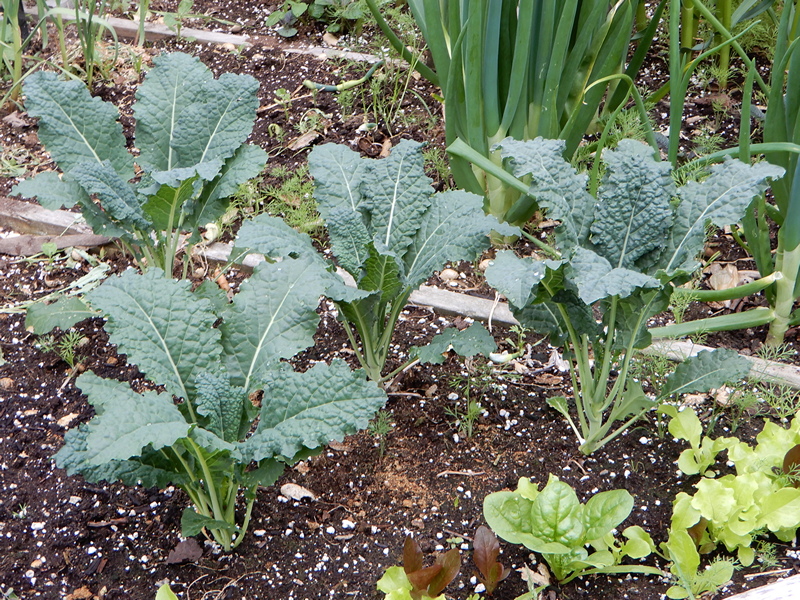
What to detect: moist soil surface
<box><xmin>1</xmin><ymin>6</ymin><xmax>799</xmax><ymax>600</ymax></box>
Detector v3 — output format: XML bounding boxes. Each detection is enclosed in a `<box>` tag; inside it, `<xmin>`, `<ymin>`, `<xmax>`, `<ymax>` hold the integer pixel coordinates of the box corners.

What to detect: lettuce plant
<box><xmin>13</xmin><ymin>51</ymin><xmax>267</xmax><ymax>278</ymax></box>
<box><xmin>472</xmin><ymin>525</ymin><xmax>510</xmax><ymax>595</ymax></box>
<box><xmin>232</xmin><ymin>141</ymin><xmax>512</xmax><ymax>383</ymax></box>
<box><xmin>663</xmin><ymin>406</ymin><xmax>800</xmax><ymax>567</ymax></box>
<box><xmin>377</xmin><ymin>536</ymin><xmax>460</xmax><ymax>600</ymax></box>
<box><xmin>55</xmin><ymin>258</ymin><xmax>387</xmax><ymax>551</ymax></box>
<box><xmin>484</xmin><ymin>475</ymin><xmax>660</xmax><ymax>586</ymax></box>
<box><xmin>460</xmin><ymin>137</ymin><xmax>777</xmax><ymax>454</ymax></box>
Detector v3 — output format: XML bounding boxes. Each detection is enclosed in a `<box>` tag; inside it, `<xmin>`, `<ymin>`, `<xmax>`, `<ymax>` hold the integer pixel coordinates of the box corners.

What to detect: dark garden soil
<box><xmin>1</xmin><ymin>5</ymin><xmax>799</xmax><ymax>600</ymax></box>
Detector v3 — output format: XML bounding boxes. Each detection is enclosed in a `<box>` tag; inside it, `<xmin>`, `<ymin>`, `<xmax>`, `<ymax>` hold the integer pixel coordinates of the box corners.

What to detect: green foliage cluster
<box><xmin>365</xmin><ymin>0</ymin><xmax>657</xmax><ymax>224</ymax></box>
<box><xmin>662</xmin><ymin>406</ymin><xmax>800</xmax><ymax>567</ymax></box>
<box><xmin>483</xmin><ymin>138</ymin><xmax>772</xmax><ymax>453</ymax></box>
<box><xmin>266</xmin><ymin>0</ymin><xmax>366</xmax><ymax>37</ymax></box>
<box><xmin>55</xmin><ymin>261</ymin><xmax>386</xmax><ymax>551</ymax></box>
<box><xmin>484</xmin><ymin>475</ymin><xmax>660</xmax><ymax>585</ymax></box>
<box><xmin>233</xmin><ymin>140</ymin><xmax>508</xmax><ymax>382</ymax></box>
<box><xmin>377</xmin><ymin>528</ymin><xmax>508</xmax><ymax>600</ymax></box>
<box><xmin>14</xmin><ymin>52</ymin><xmax>267</xmax><ymax>280</ymax></box>
<box><xmin>377</xmin><ymin>536</ymin><xmax>460</xmax><ymax>600</ymax></box>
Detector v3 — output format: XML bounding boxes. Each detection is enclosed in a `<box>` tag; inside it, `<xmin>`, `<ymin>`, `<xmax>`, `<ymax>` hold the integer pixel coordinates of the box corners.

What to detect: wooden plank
<box><xmin>725</xmin><ymin>574</ymin><xmax>800</xmax><ymax>599</ymax></box>
<box><xmin>24</xmin><ymin>7</ymin><xmax>252</xmax><ymax>46</ymax></box>
<box><xmin>647</xmin><ymin>339</ymin><xmax>800</xmax><ymax>390</ymax></box>
<box><xmin>0</xmin><ymin>196</ymin><xmax>91</xmax><ymax>236</ymax></box>
<box><xmin>0</xmin><ymin>233</ymin><xmax>110</xmax><ymax>256</ymax></box>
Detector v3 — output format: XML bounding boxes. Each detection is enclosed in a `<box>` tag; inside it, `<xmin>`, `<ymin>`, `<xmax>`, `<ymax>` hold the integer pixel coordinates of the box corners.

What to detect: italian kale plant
<box><xmin>55</xmin><ymin>257</ymin><xmax>387</xmax><ymax>551</ymax></box>
<box><xmin>232</xmin><ymin>140</ymin><xmax>513</xmax><ymax>383</ymax></box>
<box><xmin>13</xmin><ymin>52</ymin><xmax>267</xmax><ymax>279</ymax></box>
<box><xmin>479</xmin><ymin>138</ymin><xmax>778</xmax><ymax>454</ymax></box>
<box><xmin>484</xmin><ymin>475</ymin><xmax>660</xmax><ymax>586</ymax></box>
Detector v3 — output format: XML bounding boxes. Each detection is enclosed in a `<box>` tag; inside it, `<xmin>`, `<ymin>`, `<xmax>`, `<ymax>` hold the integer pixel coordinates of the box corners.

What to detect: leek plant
<box><xmin>0</xmin><ymin>0</ymin><xmax>49</xmax><ymax>103</ymax></box>
<box><xmin>365</xmin><ymin>0</ymin><xmax>661</xmax><ymax>225</ymax></box>
<box><xmin>665</xmin><ymin>0</ymin><xmax>775</xmax><ymax>165</ymax></box>
<box><xmin>653</xmin><ymin>0</ymin><xmax>800</xmax><ymax>346</ymax></box>
<box><xmin>45</xmin><ymin>0</ymin><xmax>119</xmax><ymax>88</ymax></box>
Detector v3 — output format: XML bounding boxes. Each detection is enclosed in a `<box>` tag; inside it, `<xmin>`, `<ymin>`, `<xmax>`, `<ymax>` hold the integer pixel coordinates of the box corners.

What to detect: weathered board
<box><xmin>0</xmin><ymin>197</ymin><xmax>91</xmax><ymax>236</ymax></box>
<box><xmin>726</xmin><ymin>574</ymin><xmax>800</xmax><ymax>599</ymax></box>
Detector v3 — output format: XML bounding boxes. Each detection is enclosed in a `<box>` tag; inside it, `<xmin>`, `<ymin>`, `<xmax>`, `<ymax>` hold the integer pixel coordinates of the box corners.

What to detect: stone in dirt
<box><xmin>166</xmin><ymin>538</ymin><xmax>203</xmax><ymax>564</ymax></box>
<box><xmin>280</xmin><ymin>483</ymin><xmax>316</xmax><ymax>501</ymax></box>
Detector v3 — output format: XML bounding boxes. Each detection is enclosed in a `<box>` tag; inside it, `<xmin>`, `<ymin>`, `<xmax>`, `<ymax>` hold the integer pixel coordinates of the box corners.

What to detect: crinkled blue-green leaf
<box><xmin>484</xmin><ymin>251</ymin><xmax>548</xmax><ymax>308</ymax></box>
<box><xmin>569</xmin><ymin>247</ymin><xmax>659</xmax><ymax>305</ymax></box>
<box><xmin>220</xmin><ymin>256</ymin><xmax>327</xmax><ymax>391</ymax></box>
<box><xmin>308</xmin><ymin>142</ymin><xmax>368</xmax><ymax>219</ymax></box>
<box><xmin>239</xmin><ymin>360</ymin><xmax>387</xmax><ymax>462</ymax></box>
<box><xmin>23</xmin><ymin>71</ymin><xmax>134</xmax><ymax>180</ymax></box>
<box><xmin>403</xmin><ymin>189</ymin><xmax>500</xmax><ymax>290</ymax></box>
<box><xmin>361</xmin><ymin>140</ymin><xmax>433</xmax><ymax>255</ymax></box>
<box><xmin>592</xmin><ymin>140</ymin><xmax>674</xmax><ymax>269</ymax></box>
<box><xmin>88</xmin><ymin>268</ymin><xmax>221</xmax><ymax>401</ymax></box>
<box><xmin>663</xmin><ymin>158</ymin><xmax>784</xmax><ymax>274</ymax></box>
<box><xmin>69</xmin><ymin>161</ymin><xmax>151</xmax><ymax>231</ymax></box>
<box><xmin>496</xmin><ymin>137</ymin><xmax>594</xmax><ymax>251</ymax></box>
<box><xmin>71</xmin><ymin>372</ymin><xmax>189</xmax><ymax>466</ymax></box>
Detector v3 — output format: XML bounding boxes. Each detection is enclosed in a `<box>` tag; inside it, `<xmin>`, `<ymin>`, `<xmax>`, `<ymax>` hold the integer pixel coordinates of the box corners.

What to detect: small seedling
<box><xmin>755</xmin><ymin>540</ymin><xmax>780</xmax><ymax>570</ymax></box>
<box><xmin>422</xmin><ymin>145</ymin><xmax>452</xmax><ymax>189</ymax></box>
<box><xmin>36</xmin><ymin>329</ymin><xmax>87</xmax><ymax>369</ymax></box>
<box><xmin>444</xmin><ymin>397</ymin><xmax>482</xmax><ymax>439</ymax></box>
<box><xmin>295</xmin><ymin>108</ymin><xmax>328</xmax><ymax>135</ymax></box>
<box><xmin>668</xmin><ymin>288</ymin><xmax>697</xmax><ymax>325</ymax></box>
<box><xmin>1</xmin><ymin>587</ymin><xmax>20</xmax><ymax>600</ymax></box>
<box><xmin>472</xmin><ymin>525</ymin><xmax>510</xmax><ymax>595</ymax></box>
<box><xmin>376</xmin><ymin>536</ymin><xmax>461</xmax><ymax>600</ymax></box>
<box><xmin>368</xmin><ymin>409</ymin><xmax>393</xmax><ymax>456</ymax></box>
<box><xmin>11</xmin><ymin>503</ymin><xmax>28</xmax><ymax>519</ymax></box>
<box><xmin>274</xmin><ymin>87</ymin><xmax>292</xmax><ymax>120</ymax></box>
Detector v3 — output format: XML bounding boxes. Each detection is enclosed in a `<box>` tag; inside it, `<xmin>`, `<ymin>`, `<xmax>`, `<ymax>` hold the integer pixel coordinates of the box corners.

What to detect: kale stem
<box><xmin>520</xmin><ymin>230</ymin><xmax>560</xmax><ymax>260</ymax></box>
<box><xmin>338</xmin><ymin>311</ymin><xmax>374</xmax><ymax>379</ymax></box>
<box><xmin>596</xmin><ymin>296</ymin><xmax>618</xmax><ymax>404</ymax></box>
<box><xmin>187</xmin><ymin>438</ymin><xmax>231</xmax><ymax>550</ymax></box>
<box><xmin>231</xmin><ymin>493</ymin><xmax>257</xmax><ymax>550</ymax></box>
<box><xmin>375</xmin><ymin>291</ymin><xmax>414</xmax><ymax>375</ymax></box>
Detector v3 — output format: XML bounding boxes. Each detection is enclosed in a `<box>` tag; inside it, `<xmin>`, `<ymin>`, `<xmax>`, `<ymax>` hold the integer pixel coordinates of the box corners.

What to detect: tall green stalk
<box><xmin>716</xmin><ymin>0</ymin><xmax>732</xmax><ymax>87</ymax></box>
<box><xmin>365</xmin><ymin>0</ymin><xmax>654</xmax><ymax>225</ymax></box>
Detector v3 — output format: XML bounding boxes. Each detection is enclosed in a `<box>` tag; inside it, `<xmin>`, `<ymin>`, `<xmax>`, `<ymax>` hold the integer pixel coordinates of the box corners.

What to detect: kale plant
<box><xmin>14</xmin><ymin>52</ymin><xmax>267</xmax><ymax>278</ymax></box>
<box><xmin>482</xmin><ymin>138</ymin><xmax>780</xmax><ymax>454</ymax></box>
<box><xmin>56</xmin><ymin>258</ymin><xmax>386</xmax><ymax>551</ymax></box>
<box><xmin>232</xmin><ymin>141</ymin><xmax>513</xmax><ymax>382</ymax></box>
